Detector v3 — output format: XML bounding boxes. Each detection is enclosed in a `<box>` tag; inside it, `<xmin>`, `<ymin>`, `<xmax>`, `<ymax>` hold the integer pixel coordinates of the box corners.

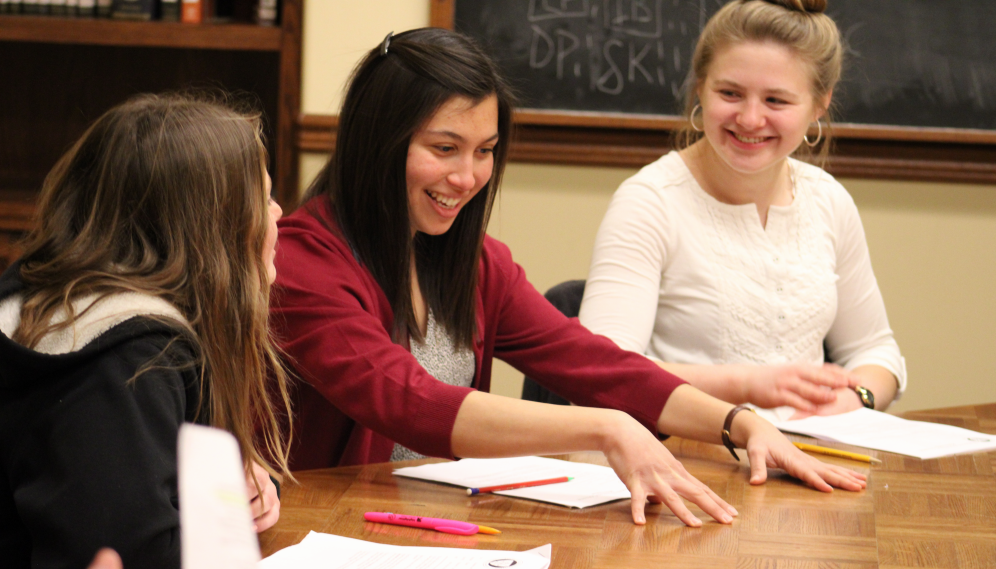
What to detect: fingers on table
<box><xmin>747</xmin><ymin>442</ymin><xmax>868</xmax><ymax>493</ymax></box>
<box><xmin>246</xmin><ymin>476</ymin><xmax>261</xmax><ymax>501</ymax></box>
<box><xmin>818</xmin><ymin>463</ymin><xmax>867</xmax><ymax>491</ymax></box>
<box><xmin>652</xmin><ymin>473</ymin><xmax>737</xmax><ymax>527</ymax></box>
<box><xmin>249</xmin><ymin>495</ymin><xmax>264</xmax><ymax>519</ymax></box>
<box><xmin>632</xmin><ymin>481</ymin><xmax>701</xmax><ymax>527</ymax></box>
<box><xmin>786</xmin><ymin>453</ymin><xmax>864</xmax><ymax>493</ymax></box>
<box><xmin>746</xmin><ymin>446</ymin><xmax>771</xmax><ymax>485</ymax></box>
<box><xmin>254</xmin><ymin>499</ymin><xmax>281</xmax><ymax>533</ymax></box>
<box><xmin>766</xmin><ymin>445</ymin><xmax>833</xmax><ymax>492</ymax></box>
<box><xmin>672</xmin><ymin>461</ymin><xmax>738</xmax><ymax>518</ymax></box>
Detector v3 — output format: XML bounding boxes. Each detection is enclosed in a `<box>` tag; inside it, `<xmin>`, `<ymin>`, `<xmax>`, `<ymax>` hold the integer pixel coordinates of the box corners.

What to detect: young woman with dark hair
<box><xmin>0</xmin><ymin>93</ymin><xmax>293</xmax><ymax>569</ymax></box>
<box><xmin>272</xmin><ymin>27</ymin><xmax>865</xmax><ymax>528</ymax></box>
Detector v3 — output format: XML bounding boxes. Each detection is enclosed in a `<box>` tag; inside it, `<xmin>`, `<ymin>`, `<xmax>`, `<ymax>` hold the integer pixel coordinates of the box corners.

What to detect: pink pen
<box><xmin>363</xmin><ymin>512</ymin><xmax>501</xmax><ymax>535</ymax></box>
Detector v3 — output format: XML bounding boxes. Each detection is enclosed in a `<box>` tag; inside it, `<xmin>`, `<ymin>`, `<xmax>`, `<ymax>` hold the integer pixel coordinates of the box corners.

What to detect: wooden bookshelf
<box><xmin>0</xmin><ymin>15</ymin><xmax>283</xmax><ymax>50</ymax></box>
<box><xmin>0</xmin><ymin>0</ymin><xmax>302</xmax><ymax>270</ymax></box>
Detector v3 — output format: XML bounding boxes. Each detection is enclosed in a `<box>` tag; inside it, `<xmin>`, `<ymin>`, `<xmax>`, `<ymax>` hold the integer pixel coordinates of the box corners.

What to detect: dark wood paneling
<box><xmin>0</xmin><ymin>42</ymin><xmax>281</xmax><ymax>194</ymax></box>
<box><xmin>429</xmin><ymin>0</ymin><xmax>455</xmax><ymax>28</ymax></box>
<box><xmin>274</xmin><ymin>0</ymin><xmax>303</xmax><ymax>209</ymax></box>
<box><xmin>296</xmin><ymin>114</ymin><xmax>337</xmax><ymax>153</ymax></box>
<box><xmin>295</xmin><ymin>113</ymin><xmax>996</xmax><ymax>185</ymax></box>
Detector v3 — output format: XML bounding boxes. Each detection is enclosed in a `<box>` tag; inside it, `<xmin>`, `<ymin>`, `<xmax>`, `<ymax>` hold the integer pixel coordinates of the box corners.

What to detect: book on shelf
<box><xmin>111</xmin><ymin>0</ymin><xmax>153</xmax><ymax>19</ymax></box>
<box><xmin>21</xmin><ymin>0</ymin><xmax>43</xmax><ymax>15</ymax></box>
<box><xmin>180</xmin><ymin>0</ymin><xmax>211</xmax><ymax>23</ymax></box>
<box><xmin>2</xmin><ymin>0</ymin><xmax>279</xmax><ymax>23</ymax></box>
<box><xmin>160</xmin><ymin>0</ymin><xmax>179</xmax><ymax>21</ymax></box>
<box><xmin>256</xmin><ymin>0</ymin><xmax>276</xmax><ymax>25</ymax></box>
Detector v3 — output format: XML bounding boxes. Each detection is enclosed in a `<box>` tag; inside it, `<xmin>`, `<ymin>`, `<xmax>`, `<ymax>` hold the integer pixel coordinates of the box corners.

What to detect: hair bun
<box><xmin>761</xmin><ymin>0</ymin><xmax>827</xmax><ymax>14</ymax></box>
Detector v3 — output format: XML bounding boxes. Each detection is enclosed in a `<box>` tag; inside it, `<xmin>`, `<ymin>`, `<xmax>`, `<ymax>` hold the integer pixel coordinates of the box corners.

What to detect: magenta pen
<box><xmin>363</xmin><ymin>512</ymin><xmax>501</xmax><ymax>535</ymax></box>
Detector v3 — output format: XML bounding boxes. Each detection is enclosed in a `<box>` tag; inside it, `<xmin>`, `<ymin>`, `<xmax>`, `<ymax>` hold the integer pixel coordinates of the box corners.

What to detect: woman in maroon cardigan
<box><xmin>271</xmin><ymin>28</ymin><xmax>865</xmax><ymax>527</ymax></box>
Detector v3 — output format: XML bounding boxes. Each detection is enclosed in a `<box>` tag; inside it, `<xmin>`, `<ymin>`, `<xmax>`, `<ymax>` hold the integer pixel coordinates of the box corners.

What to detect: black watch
<box><xmin>853</xmin><ymin>386</ymin><xmax>875</xmax><ymax>409</ymax></box>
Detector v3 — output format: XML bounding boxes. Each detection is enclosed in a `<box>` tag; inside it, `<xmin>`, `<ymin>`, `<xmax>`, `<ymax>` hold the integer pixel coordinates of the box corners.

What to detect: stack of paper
<box><xmin>773</xmin><ymin>408</ymin><xmax>996</xmax><ymax>459</ymax></box>
<box><xmin>393</xmin><ymin>456</ymin><xmax>631</xmax><ymax>508</ymax></box>
<box><xmin>260</xmin><ymin>532</ymin><xmax>551</xmax><ymax>569</ymax></box>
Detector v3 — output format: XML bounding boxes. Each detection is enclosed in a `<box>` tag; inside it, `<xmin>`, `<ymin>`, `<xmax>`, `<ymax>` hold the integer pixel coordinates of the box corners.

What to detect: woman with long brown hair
<box><xmin>0</xmin><ymin>93</ymin><xmax>292</xmax><ymax>569</ymax></box>
<box><xmin>272</xmin><ymin>27</ymin><xmax>866</xmax><ymax>529</ymax></box>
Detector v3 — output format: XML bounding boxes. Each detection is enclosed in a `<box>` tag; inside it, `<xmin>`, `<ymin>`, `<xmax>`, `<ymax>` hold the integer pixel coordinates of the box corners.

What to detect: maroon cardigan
<box><xmin>271</xmin><ymin>198</ymin><xmax>687</xmax><ymax>469</ymax></box>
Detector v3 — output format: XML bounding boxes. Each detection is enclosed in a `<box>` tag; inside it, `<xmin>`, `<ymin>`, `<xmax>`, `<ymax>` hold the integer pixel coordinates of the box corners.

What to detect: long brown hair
<box><xmin>14</xmin><ymin>93</ymin><xmax>293</xmax><ymax>481</ymax></box>
<box><xmin>306</xmin><ymin>28</ymin><xmax>516</xmax><ymax>349</ymax></box>
<box><xmin>674</xmin><ymin>0</ymin><xmax>843</xmax><ymax>165</ymax></box>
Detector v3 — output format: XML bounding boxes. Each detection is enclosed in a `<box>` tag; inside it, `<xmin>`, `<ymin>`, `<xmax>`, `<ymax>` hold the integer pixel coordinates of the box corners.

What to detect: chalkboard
<box><xmin>452</xmin><ymin>0</ymin><xmax>996</xmax><ymax>131</ymax></box>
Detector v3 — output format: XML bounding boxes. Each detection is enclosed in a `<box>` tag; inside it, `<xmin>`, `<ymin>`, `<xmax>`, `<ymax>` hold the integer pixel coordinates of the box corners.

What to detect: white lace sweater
<box><xmin>578</xmin><ymin>151</ymin><xmax>906</xmax><ymax>421</ymax></box>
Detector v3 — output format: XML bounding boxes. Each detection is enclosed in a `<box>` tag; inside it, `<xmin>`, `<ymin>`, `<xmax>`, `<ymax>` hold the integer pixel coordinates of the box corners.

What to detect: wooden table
<box><xmin>260</xmin><ymin>404</ymin><xmax>996</xmax><ymax>568</ymax></box>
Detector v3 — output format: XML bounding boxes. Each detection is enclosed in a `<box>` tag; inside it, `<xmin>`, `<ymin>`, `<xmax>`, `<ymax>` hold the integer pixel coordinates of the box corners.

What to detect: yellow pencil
<box><xmin>793</xmin><ymin>442</ymin><xmax>882</xmax><ymax>464</ymax></box>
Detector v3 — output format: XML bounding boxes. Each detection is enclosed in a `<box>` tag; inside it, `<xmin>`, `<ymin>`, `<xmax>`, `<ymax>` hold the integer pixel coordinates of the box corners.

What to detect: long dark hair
<box><xmin>15</xmin><ymin>93</ymin><xmax>293</xmax><ymax>481</ymax></box>
<box><xmin>306</xmin><ymin>28</ymin><xmax>515</xmax><ymax>348</ymax></box>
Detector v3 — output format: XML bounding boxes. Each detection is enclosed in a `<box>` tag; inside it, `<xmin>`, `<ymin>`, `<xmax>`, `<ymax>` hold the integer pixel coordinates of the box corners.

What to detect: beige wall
<box><xmin>299</xmin><ymin>1</ymin><xmax>996</xmax><ymax>413</ymax></box>
<box><xmin>300</xmin><ymin>1</ymin><xmax>429</xmax><ymax>114</ymax></box>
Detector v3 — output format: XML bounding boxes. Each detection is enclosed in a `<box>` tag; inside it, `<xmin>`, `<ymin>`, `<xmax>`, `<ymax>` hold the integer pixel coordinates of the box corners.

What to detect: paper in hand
<box><xmin>178</xmin><ymin>423</ymin><xmax>260</xmax><ymax>569</ymax></box>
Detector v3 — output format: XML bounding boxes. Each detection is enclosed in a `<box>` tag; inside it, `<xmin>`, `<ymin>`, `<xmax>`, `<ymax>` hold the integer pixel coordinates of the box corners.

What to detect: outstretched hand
<box><xmin>734</xmin><ymin>410</ymin><xmax>867</xmax><ymax>492</ymax></box>
<box><xmin>742</xmin><ymin>363</ymin><xmax>860</xmax><ymax>412</ymax></box>
<box><xmin>602</xmin><ymin>413</ymin><xmax>739</xmax><ymax>526</ymax></box>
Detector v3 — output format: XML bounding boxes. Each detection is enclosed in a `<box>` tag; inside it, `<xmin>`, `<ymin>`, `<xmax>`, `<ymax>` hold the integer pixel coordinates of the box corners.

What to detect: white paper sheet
<box><xmin>259</xmin><ymin>531</ymin><xmax>551</xmax><ymax>569</ymax></box>
<box><xmin>392</xmin><ymin>456</ymin><xmax>631</xmax><ymax>509</ymax></box>
<box><xmin>773</xmin><ymin>407</ymin><xmax>996</xmax><ymax>459</ymax></box>
<box><xmin>179</xmin><ymin>424</ymin><xmax>261</xmax><ymax>569</ymax></box>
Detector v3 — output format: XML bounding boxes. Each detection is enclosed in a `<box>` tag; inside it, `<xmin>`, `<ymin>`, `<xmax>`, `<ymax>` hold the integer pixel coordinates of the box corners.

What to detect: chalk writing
<box><xmin>525</xmin><ymin>0</ymin><xmax>704</xmax><ymax>97</ymax></box>
<box><xmin>456</xmin><ymin>0</ymin><xmax>996</xmax><ymax>129</ymax></box>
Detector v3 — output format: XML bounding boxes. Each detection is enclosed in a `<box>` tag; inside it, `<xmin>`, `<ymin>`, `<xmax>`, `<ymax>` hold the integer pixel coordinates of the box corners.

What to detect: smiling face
<box><xmin>698</xmin><ymin>41</ymin><xmax>827</xmax><ymax>177</ymax></box>
<box><xmin>406</xmin><ymin>95</ymin><xmax>499</xmax><ymax>237</ymax></box>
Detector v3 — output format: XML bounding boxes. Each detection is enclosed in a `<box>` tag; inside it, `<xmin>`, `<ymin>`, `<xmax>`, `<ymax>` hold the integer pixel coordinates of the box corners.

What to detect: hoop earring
<box><xmin>803</xmin><ymin>120</ymin><xmax>823</xmax><ymax>147</ymax></box>
<box><xmin>690</xmin><ymin>104</ymin><xmax>703</xmax><ymax>132</ymax></box>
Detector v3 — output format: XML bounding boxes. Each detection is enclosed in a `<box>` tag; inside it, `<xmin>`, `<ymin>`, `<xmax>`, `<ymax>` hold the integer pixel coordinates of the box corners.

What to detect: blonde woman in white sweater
<box><xmin>580</xmin><ymin>0</ymin><xmax>905</xmax><ymax>423</ymax></box>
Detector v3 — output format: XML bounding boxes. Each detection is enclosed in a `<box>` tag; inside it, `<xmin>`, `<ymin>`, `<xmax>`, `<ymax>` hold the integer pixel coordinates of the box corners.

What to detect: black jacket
<box><xmin>0</xmin><ymin>263</ymin><xmax>204</xmax><ymax>569</ymax></box>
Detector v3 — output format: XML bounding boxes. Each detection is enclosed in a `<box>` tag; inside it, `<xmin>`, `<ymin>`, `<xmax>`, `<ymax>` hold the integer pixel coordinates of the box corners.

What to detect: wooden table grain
<box><xmin>259</xmin><ymin>404</ymin><xmax>996</xmax><ymax>568</ymax></box>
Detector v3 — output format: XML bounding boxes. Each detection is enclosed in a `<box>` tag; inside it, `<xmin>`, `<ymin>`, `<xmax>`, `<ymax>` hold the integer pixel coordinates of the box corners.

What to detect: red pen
<box><xmin>363</xmin><ymin>512</ymin><xmax>501</xmax><ymax>535</ymax></box>
<box><xmin>466</xmin><ymin>476</ymin><xmax>574</xmax><ymax>495</ymax></box>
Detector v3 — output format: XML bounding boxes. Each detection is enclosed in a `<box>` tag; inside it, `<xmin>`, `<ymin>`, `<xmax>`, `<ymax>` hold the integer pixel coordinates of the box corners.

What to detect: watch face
<box><xmin>855</xmin><ymin>386</ymin><xmax>875</xmax><ymax>409</ymax></box>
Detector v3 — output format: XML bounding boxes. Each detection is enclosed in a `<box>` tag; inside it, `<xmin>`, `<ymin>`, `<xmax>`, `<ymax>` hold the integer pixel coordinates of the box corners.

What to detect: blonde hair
<box><xmin>675</xmin><ymin>0</ymin><xmax>843</xmax><ymax>165</ymax></box>
<box><xmin>14</xmin><ymin>93</ymin><xmax>293</xmax><ymax>484</ymax></box>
